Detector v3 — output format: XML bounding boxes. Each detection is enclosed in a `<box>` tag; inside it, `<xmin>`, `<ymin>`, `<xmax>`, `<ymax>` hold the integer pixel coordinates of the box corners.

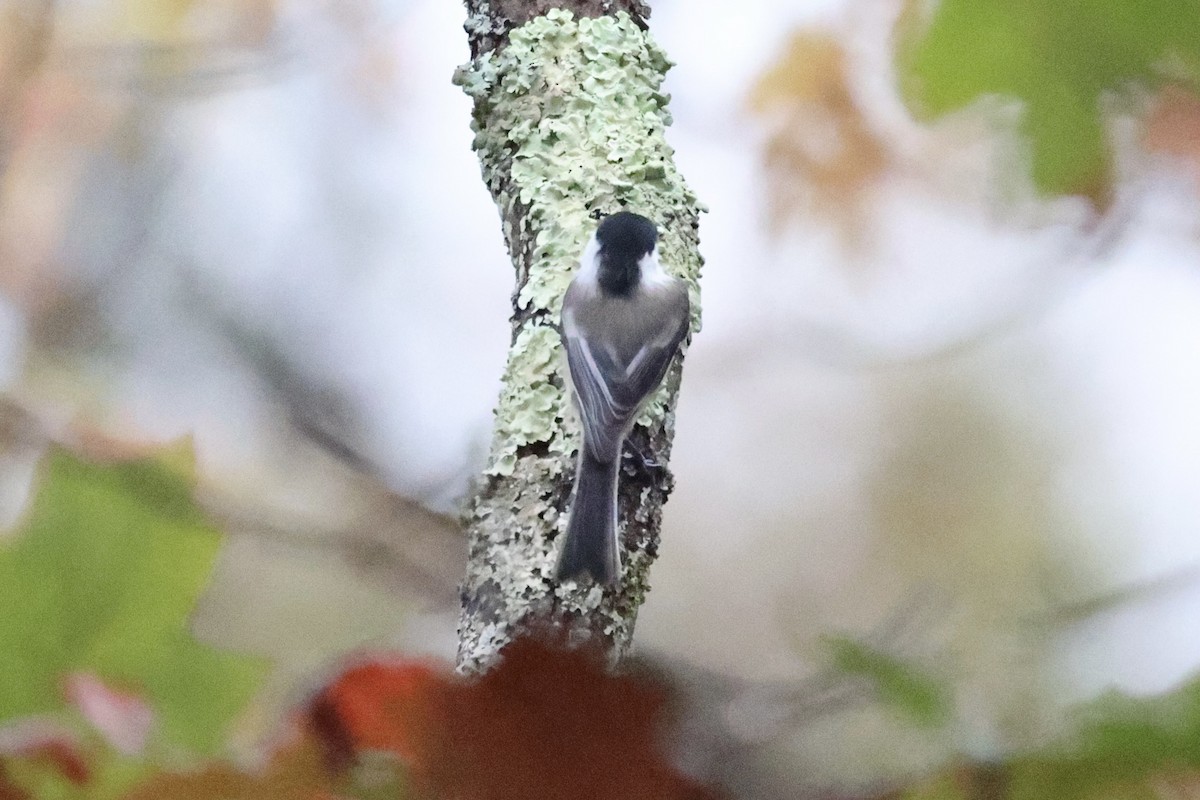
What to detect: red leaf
<box><xmin>0</xmin><ymin>722</ymin><xmax>90</xmax><ymax>786</ymax></box>
<box><xmin>314</xmin><ymin>639</ymin><xmax>720</xmax><ymax>800</ymax></box>
<box><xmin>312</xmin><ymin>659</ymin><xmax>444</xmax><ymax>765</ymax></box>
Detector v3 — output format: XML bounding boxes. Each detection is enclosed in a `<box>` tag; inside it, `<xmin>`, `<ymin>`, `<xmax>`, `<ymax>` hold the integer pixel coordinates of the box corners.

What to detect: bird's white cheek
<box><xmin>573</xmin><ymin>236</ymin><xmax>603</xmax><ymax>286</ymax></box>
<box><xmin>638</xmin><ymin>250</ymin><xmax>675</xmax><ymax>288</ymax></box>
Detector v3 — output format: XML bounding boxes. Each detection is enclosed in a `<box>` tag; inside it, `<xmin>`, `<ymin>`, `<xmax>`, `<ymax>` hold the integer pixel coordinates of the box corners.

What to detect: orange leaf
<box><xmin>312</xmin><ymin>659</ymin><xmax>445</xmax><ymax>765</ymax></box>
<box><xmin>749</xmin><ymin>31</ymin><xmax>890</xmax><ymax>245</ymax></box>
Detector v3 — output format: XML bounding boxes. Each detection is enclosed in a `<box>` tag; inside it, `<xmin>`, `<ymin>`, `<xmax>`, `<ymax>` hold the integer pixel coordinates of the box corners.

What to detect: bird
<box><xmin>555</xmin><ymin>211</ymin><xmax>691</xmax><ymax>585</ymax></box>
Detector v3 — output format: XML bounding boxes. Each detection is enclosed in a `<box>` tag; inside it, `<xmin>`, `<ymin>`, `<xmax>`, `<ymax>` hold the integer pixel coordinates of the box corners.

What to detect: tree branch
<box><xmin>454</xmin><ymin>4</ymin><xmax>703</xmax><ymax>672</ymax></box>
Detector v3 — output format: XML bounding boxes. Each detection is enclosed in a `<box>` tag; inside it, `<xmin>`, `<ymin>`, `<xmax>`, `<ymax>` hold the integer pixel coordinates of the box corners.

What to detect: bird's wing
<box><xmin>564</xmin><ymin>308</ymin><xmax>688</xmax><ymax>461</ymax></box>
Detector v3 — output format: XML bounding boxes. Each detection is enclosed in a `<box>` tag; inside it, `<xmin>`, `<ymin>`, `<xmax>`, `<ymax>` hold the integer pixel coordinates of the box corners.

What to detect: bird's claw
<box><xmin>622</xmin><ymin>439</ymin><xmax>664</xmax><ymax>480</ymax></box>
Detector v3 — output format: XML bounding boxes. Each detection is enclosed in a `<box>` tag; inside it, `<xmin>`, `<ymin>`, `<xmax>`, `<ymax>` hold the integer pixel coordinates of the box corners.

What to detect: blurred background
<box><xmin>2</xmin><ymin>0</ymin><xmax>1200</xmax><ymax>797</ymax></box>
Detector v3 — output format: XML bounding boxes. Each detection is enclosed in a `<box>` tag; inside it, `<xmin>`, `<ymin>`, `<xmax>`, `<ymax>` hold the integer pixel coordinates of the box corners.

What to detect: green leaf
<box><xmin>897</xmin><ymin>0</ymin><xmax>1200</xmax><ymax>203</ymax></box>
<box><xmin>900</xmin><ymin>771</ymin><xmax>973</xmax><ymax>800</ymax></box>
<box><xmin>824</xmin><ymin>636</ymin><xmax>951</xmax><ymax>727</ymax></box>
<box><xmin>0</xmin><ymin>446</ymin><xmax>269</xmax><ymax>755</ymax></box>
<box><xmin>1005</xmin><ymin>680</ymin><xmax>1200</xmax><ymax>800</ymax></box>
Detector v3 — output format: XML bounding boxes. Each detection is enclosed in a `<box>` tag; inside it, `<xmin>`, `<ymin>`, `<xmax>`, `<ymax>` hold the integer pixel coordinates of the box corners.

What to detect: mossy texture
<box><xmin>455</xmin><ymin>8</ymin><xmax>703</xmax><ymax>672</ymax></box>
<box><xmin>457</xmin><ymin>9</ymin><xmax>702</xmax><ymax>479</ymax></box>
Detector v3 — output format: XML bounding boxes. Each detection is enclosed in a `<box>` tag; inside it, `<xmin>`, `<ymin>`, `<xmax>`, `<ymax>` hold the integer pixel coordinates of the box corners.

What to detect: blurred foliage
<box><xmin>824</xmin><ymin>636</ymin><xmax>951</xmax><ymax>728</ymax></box>
<box><xmin>1</xmin><ymin>1</ymin><xmax>1200</xmax><ymax>797</ymax></box>
<box><xmin>899</xmin><ymin>677</ymin><xmax>1200</xmax><ymax>800</ymax></box>
<box><xmin>0</xmin><ymin>444</ymin><xmax>268</xmax><ymax>755</ymax></box>
<box><xmin>113</xmin><ymin>0</ymin><xmax>200</xmax><ymax>40</ymax></box>
<box><xmin>0</xmin><ymin>736</ymin><xmax>91</xmax><ymax>799</ymax></box>
<box><xmin>122</xmin><ymin>728</ymin><xmax>345</xmax><ymax>800</ymax></box>
<box><xmin>0</xmin><ymin>438</ymin><xmax>714</xmax><ymax>799</ymax></box>
<box><xmin>312</xmin><ymin>638</ymin><xmax>721</xmax><ymax>800</ymax></box>
<box><xmin>897</xmin><ymin>0</ymin><xmax>1200</xmax><ymax>206</ymax></box>
<box><xmin>749</xmin><ymin>32</ymin><xmax>889</xmax><ymax>245</ymax></box>
<box><xmin>0</xmin><ymin>308</ymin><xmax>1197</xmax><ymax>800</ymax></box>
<box><xmin>1143</xmin><ymin>84</ymin><xmax>1200</xmax><ymax>181</ymax></box>
<box><xmin>1003</xmin><ymin>680</ymin><xmax>1200</xmax><ymax>800</ymax></box>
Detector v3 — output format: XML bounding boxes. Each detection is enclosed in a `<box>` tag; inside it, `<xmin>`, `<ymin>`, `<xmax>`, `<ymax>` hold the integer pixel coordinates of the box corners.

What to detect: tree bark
<box><xmin>454</xmin><ymin>2</ymin><xmax>704</xmax><ymax>673</ymax></box>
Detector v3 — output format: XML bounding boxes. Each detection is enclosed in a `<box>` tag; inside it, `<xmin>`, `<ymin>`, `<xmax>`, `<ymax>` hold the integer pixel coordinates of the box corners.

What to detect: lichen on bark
<box><xmin>454</xmin><ymin>6</ymin><xmax>703</xmax><ymax>673</ymax></box>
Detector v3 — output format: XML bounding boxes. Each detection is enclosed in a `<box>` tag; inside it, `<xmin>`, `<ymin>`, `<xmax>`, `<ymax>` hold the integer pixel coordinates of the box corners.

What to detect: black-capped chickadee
<box><xmin>555</xmin><ymin>211</ymin><xmax>691</xmax><ymax>585</ymax></box>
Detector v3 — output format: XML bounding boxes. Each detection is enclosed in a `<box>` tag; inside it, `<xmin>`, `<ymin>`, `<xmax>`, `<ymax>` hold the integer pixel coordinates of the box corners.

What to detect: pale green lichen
<box><xmin>457</xmin><ymin>9</ymin><xmax>701</xmax><ymax>313</ymax></box>
<box><xmin>457</xmin><ymin>9</ymin><xmax>704</xmax><ymax>671</ymax></box>
<box><xmin>462</xmin><ymin>9</ymin><xmax>704</xmax><ymax>478</ymax></box>
<box><xmin>484</xmin><ymin>323</ymin><xmax>568</xmax><ymax>476</ymax></box>
<box><xmin>555</xmin><ymin>580</ymin><xmax>607</xmax><ymax>609</ymax></box>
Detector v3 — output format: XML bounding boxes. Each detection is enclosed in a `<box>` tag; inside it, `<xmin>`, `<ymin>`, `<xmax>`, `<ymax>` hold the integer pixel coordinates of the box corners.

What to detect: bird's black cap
<box><xmin>593</xmin><ymin>211</ymin><xmax>658</xmax><ymax>296</ymax></box>
<box><xmin>596</xmin><ymin>211</ymin><xmax>658</xmax><ymax>261</ymax></box>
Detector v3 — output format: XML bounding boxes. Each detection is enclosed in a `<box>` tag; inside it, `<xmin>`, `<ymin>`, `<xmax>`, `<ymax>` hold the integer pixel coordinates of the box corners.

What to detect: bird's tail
<box><xmin>556</xmin><ymin>449</ymin><xmax>620</xmax><ymax>585</ymax></box>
